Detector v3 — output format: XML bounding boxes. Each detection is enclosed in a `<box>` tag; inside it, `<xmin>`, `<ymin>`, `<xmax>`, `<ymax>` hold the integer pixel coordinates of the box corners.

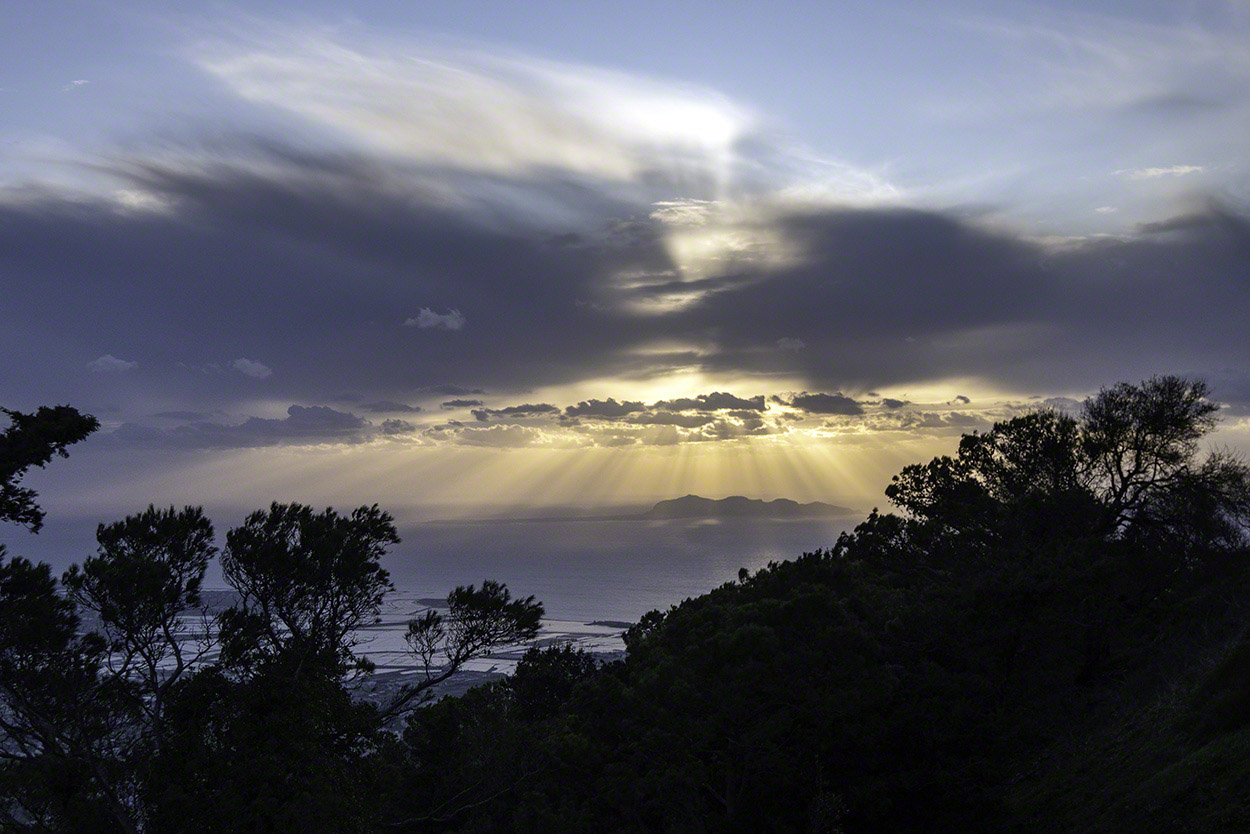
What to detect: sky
<box><xmin>3</xmin><ymin>0</ymin><xmax>1250</xmax><ymax>527</ymax></box>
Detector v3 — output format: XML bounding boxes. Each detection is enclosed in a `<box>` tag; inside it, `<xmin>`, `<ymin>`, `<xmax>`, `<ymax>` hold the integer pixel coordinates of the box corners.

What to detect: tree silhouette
<box><xmin>0</xmin><ymin>406</ymin><xmax>98</xmax><ymax>532</ymax></box>
<box><xmin>885</xmin><ymin>375</ymin><xmax>1250</xmax><ymax>550</ymax></box>
<box><xmin>1</xmin><ymin>499</ymin><xmax>544</xmax><ymax>832</ymax></box>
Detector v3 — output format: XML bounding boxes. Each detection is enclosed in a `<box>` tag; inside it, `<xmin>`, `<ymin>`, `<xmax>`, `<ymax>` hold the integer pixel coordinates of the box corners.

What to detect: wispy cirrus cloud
<box><xmin>193</xmin><ymin>32</ymin><xmax>751</xmax><ymax>186</ymax></box>
<box><xmin>186</xmin><ymin>25</ymin><xmax>901</xmax><ymax>222</ymax></box>
<box><xmin>111</xmin><ymin>404</ymin><xmax>370</xmax><ymax>448</ymax></box>
<box><xmin>1114</xmin><ymin>165</ymin><xmax>1205</xmax><ymax>179</ymax></box>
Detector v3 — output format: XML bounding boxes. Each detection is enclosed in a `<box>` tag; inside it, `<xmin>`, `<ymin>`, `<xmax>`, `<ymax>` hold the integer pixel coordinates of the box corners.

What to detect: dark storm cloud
<box><xmin>644</xmin><ymin>205</ymin><xmax>1250</xmax><ymax>405</ymax></box>
<box><xmin>3</xmin><ymin>139</ymin><xmax>1250</xmax><ymax>430</ymax></box>
<box><xmin>880</xmin><ymin>398</ymin><xmax>908</xmax><ymax>409</ymax></box>
<box><xmin>0</xmin><ymin>145</ymin><xmax>669</xmax><ymax>416</ymax></box>
<box><xmin>441</xmin><ymin>399</ymin><xmax>484</xmax><ymax>409</ymax></box>
<box><xmin>782</xmin><ymin>392</ymin><xmax>864</xmax><ymax>416</ymax></box>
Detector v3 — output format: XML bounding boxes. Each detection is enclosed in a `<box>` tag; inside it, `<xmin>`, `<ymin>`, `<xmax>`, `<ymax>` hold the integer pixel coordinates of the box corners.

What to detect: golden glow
<box><xmin>47</xmin><ymin>425</ymin><xmax>973</xmax><ymax>527</ymax></box>
<box><xmin>46</xmin><ymin>382</ymin><xmax>1146</xmax><ymax>528</ymax></box>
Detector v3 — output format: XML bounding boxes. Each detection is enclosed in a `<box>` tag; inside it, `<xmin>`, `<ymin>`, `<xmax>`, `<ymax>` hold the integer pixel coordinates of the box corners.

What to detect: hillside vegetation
<box><xmin>3</xmin><ymin>376</ymin><xmax>1250</xmax><ymax>832</ymax></box>
<box><xmin>381</xmin><ymin>377</ymin><xmax>1250</xmax><ymax>832</ymax></box>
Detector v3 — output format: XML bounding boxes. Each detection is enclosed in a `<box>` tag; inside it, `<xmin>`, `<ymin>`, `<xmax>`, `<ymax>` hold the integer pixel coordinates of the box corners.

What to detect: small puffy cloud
<box><xmin>362</xmin><ymin>400</ymin><xmax>421</xmax><ymax>413</ymax></box>
<box><xmin>471</xmin><ymin>403</ymin><xmax>559</xmax><ymax>422</ymax></box>
<box><xmin>951</xmin><ymin>395</ymin><xmax>971</xmax><ymax>404</ymax></box>
<box><xmin>880</xmin><ymin>398</ymin><xmax>909</xmax><ymax>409</ymax></box>
<box><xmin>405</xmin><ymin>308</ymin><xmax>466</xmax><ymax>330</ymax></box>
<box><xmin>62</xmin><ymin>79</ymin><xmax>89</xmax><ymax>92</ymax></box>
<box><xmin>776</xmin><ymin>337</ymin><xmax>806</xmax><ymax>351</ymax></box>
<box><xmin>1113</xmin><ymin>165</ymin><xmax>1204</xmax><ymax>180</ymax></box>
<box><xmin>87</xmin><ymin>354</ymin><xmax>138</xmax><ymax>373</ymax></box>
<box><xmin>380</xmin><ymin>418</ymin><xmax>416</xmax><ymax>434</ymax></box>
<box><xmin>785</xmin><ymin>392</ymin><xmax>864</xmax><ymax>415</ymax></box>
<box><xmin>232</xmin><ymin>358</ymin><xmax>272</xmax><ymax>379</ymax></box>
<box><xmin>651</xmin><ymin>392</ymin><xmax>766</xmax><ymax>412</ymax></box>
<box><xmin>1095</xmin><ymin>206</ymin><xmax>1118</xmax><ymax>214</ymax></box>
<box><xmin>565</xmin><ymin>397</ymin><xmax>646</xmax><ymax>418</ymax></box>
<box><xmin>442</xmin><ymin>399</ymin><xmax>484</xmax><ymax>409</ymax></box>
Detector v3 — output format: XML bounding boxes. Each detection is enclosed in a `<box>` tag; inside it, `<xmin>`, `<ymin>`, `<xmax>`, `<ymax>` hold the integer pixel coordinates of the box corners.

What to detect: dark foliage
<box><xmin>0</xmin><ymin>405</ymin><xmax>98</xmax><ymax>533</ymax></box>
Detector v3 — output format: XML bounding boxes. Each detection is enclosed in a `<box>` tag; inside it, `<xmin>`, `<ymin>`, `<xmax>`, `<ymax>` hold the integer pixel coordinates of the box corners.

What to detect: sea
<box><xmin>386</xmin><ymin>515</ymin><xmax>858</xmax><ymax>623</ymax></box>
<box><xmin>6</xmin><ymin>513</ymin><xmax>861</xmax><ymax>683</ymax></box>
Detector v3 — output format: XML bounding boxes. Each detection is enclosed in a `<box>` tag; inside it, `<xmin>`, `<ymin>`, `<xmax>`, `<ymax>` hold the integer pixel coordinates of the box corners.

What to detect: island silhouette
<box><xmin>642</xmin><ymin>494</ymin><xmax>852</xmax><ymax>520</ymax></box>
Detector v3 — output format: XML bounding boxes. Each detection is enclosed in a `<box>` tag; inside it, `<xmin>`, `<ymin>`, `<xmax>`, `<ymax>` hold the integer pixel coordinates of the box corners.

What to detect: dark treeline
<box><xmin>4</xmin><ymin>377</ymin><xmax>1250</xmax><ymax>832</ymax></box>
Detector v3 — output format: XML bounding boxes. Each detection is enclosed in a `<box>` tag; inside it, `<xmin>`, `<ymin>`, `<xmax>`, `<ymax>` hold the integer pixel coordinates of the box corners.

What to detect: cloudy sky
<box><xmin>4</xmin><ymin>0</ymin><xmax>1250</xmax><ymax>523</ymax></box>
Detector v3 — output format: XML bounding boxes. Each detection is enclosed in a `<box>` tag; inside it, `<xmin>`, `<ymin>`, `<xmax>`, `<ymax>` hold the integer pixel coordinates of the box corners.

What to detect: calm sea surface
<box><xmin>385</xmin><ymin>517</ymin><xmax>857</xmax><ymax>622</ymax></box>
<box><xmin>7</xmin><ymin>515</ymin><xmax>861</xmax><ymax>625</ymax></box>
